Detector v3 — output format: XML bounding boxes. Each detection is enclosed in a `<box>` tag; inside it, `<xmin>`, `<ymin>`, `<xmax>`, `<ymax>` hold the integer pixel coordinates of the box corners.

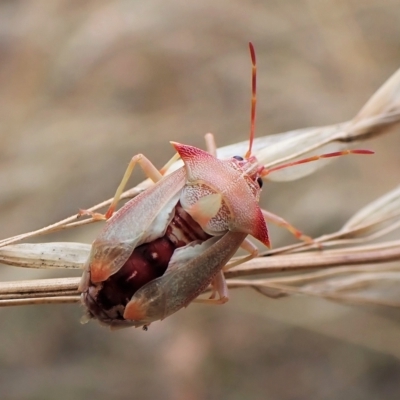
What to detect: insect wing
<box><xmin>83</xmin><ymin>167</ymin><xmax>186</xmax><ymax>284</ymax></box>
<box><xmin>123</xmin><ymin>231</ymin><xmax>247</xmax><ymax>326</ymax></box>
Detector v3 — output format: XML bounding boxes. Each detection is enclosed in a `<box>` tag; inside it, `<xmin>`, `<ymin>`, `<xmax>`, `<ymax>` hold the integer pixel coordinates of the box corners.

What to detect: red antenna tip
<box><xmin>245</xmin><ymin>42</ymin><xmax>257</xmax><ymax>159</ymax></box>
<box><xmin>351</xmin><ymin>149</ymin><xmax>375</xmax><ymax>155</ymax></box>
<box><xmin>249</xmin><ymin>42</ymin><xmax>256</xmax><ymax>65</ymax></box>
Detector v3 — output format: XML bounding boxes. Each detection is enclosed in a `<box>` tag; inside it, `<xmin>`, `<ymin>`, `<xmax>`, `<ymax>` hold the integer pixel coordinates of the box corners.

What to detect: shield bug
<box><xmin>79</xmin><ymin>43</ymin><xmax>373</xmax><ymax>329</ymax></box>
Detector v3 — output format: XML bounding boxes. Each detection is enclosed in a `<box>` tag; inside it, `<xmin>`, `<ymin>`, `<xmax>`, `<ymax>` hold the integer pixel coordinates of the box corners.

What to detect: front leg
<box><xmin>262</xmin><ymin>209</ymin><xmax>314</xmax><ymax>244</ymax></box>
<box><xmin>79</xmin><ymin>154</ymin><xmax>165</xmax><ymax>220</ymax></box>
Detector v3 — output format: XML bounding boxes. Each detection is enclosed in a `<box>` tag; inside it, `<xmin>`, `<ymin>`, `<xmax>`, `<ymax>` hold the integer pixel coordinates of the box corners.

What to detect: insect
<box><xmin>79</xmin><ymin>43</ymin><xmax>373</xmax><ymax>329</ymax></box>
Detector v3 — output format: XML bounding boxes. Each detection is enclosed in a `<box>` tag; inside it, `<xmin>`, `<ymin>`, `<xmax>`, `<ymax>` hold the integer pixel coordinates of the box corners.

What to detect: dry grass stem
<box><xmin>1</xmin><ymin>66</ymin><xmax>400</xmax><ymax>310</ymax></box>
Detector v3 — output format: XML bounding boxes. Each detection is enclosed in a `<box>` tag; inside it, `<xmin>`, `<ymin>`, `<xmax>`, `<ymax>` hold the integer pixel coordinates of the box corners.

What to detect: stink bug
<box><xmin>79</xmin><ymin>43</ymin><xmax>373</xmax><ymax>329</ymax></box>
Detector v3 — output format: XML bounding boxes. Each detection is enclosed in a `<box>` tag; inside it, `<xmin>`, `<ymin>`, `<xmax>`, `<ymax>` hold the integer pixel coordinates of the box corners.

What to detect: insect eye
<box><xmin>233</xmin><ymin>156</ymin><xmax>244</xmax><ymax>161</ymax></box>
<box><xmin>257</xmin><ymin>177</ymin><xmax>263</xmax><ymax>188</ymax></box>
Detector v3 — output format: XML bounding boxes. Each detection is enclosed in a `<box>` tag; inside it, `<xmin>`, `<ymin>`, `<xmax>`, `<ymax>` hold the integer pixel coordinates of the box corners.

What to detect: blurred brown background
<box><xmin>1</xmin><ymin>1</ymin><xmax>400</xmax><ymax>399</ymax></box>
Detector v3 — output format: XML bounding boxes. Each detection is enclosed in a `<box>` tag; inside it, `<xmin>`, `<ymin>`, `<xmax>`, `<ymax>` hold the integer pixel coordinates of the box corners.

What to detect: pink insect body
<box><xmin>79</xmin><ymin>43</ymin><xmax>373</xmax><ymax>329</ymax></box>
<box><xmin>80</xmin><ymin>144</ymin><xmax>268</xmax><ymax>327</ymax></box>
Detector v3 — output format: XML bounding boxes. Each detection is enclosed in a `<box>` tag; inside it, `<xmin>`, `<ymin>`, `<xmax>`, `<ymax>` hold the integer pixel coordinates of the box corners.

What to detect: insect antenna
<box><xmin>242</xmin><ymin>43</ymin><xmax>374</xmax><ymax>177</ymax></box>
<box><xmin>261</xmin><ymin>149</ymin><xmax>374</xmax><ymax>177</ymax></box>
<box><xmin>245</xmin><ymin>42</ymin><xmax>256</xmax><ymax>160</ymax></box>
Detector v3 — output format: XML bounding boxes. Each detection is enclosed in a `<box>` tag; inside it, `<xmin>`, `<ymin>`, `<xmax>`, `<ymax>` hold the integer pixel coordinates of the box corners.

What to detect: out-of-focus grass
<box><xmin>1</xmin><ymin>1</ymin><xmax>400</xmax><ymax>399</ymax></box>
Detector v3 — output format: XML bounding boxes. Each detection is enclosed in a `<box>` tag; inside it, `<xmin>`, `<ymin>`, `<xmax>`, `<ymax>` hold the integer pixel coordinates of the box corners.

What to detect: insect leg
<box><xmin>192</xmin><ymin>271</ymin><xmax>229</xmax><ymax>305</ymax></box>
<box><xmin>262</xmin><ymin>209</ymin><xmax>314</xmax><ymax>244</ymax></box>
<box><xmin>79</xmin><ymin>154</ymin><xmax>165</xmax><ymax>220</ymax></box>
<box><xmin>223</xmin><ymin>238</ymin><xmax>259</xmax><ymax>270</ymax></box>
<box><xmin>204</xmin><ymin>133</ymin><xmax>217</xmax><ymax>156</ymax></box>
<box><xmin>105</xmin><ymin>154</ymin><xmax>167</xmax><ymax>218</ymax></box>
<box><xmin>193</xmin><ymin>239</ymin><xmax>258</xmax><ymax>305</ymax></box>
<box><xmin>159</xmin><ymin>152</ymin><xmax>181</xmax><ymax>175</ymax></box>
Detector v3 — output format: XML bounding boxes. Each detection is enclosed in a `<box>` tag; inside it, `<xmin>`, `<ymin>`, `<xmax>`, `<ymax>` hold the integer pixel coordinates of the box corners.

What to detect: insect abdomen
<box><xmin>83</xmin><ymin>202</ymin><xmax>210</xmax><ymax>325</ymax></box>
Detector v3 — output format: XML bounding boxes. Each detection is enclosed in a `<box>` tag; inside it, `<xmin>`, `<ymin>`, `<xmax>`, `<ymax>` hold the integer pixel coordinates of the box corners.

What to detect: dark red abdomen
<box><xmin>83</xmin><ymin>202</ymin><xmax>210</xmax><ymax>324</ymax></box>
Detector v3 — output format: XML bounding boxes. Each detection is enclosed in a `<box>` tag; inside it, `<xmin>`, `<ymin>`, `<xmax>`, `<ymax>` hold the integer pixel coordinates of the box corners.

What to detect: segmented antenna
<box><xmin>262</xmin><ymin>149</ymin><xmax>374</xmax><ymax>177</ymax></box>
<box><xmin>245</xmin><ymin>42</ymin><xmax>256</xmax><ymax>159</ymax></box>
<box><xmin>243</xmin><ymin>42</ymin><xmax>374</xmax><ymax>174</ymax></box>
